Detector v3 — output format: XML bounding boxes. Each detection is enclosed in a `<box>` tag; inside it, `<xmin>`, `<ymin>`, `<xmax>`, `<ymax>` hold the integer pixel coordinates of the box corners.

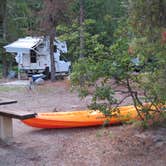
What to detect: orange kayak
<box><xmin>22</xmin><ymin>105</ymin><xmax>139</xmax><ymax>128</ymax></box>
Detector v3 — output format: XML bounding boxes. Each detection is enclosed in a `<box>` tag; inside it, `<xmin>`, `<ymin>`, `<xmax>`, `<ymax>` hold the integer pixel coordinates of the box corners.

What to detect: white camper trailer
<box><xmin>4</xmin><ymin>37</ymin><xmax>71</xmax><ymax>79</ymax></box>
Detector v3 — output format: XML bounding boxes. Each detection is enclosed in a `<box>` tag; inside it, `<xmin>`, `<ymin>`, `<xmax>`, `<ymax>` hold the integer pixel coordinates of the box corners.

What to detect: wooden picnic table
<box><xmin>0</xmin><ymin>97</ymin><xmax>17</xmax><ymax>105</ymax></box>
<box><xmin>0</xmin><ymin>98</ymin><xmax>36</xmax><ymax>140</ymax></box>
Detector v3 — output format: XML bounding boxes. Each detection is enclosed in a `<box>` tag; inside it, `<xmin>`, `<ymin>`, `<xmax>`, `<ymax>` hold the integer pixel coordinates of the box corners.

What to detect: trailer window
<box><xmin>30</xmin><ymin>50</ymin><xmax>37</xmax><ymax>63</ymax></box>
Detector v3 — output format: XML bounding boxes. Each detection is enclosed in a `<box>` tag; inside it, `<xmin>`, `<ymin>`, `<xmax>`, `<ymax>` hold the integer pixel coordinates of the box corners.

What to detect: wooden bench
<box><xmin>0</xmin><ymin>98</ymin><xmax>36</xmax><ymax>140</ymax></box>
<box><xmin>0</xmin><ymin>98</ymin><xmax>17</xmax><ymax>105</ymax></box>
<box><xmin>0</xmin><ymin>109</ymin><xmax>37</xmax><ymax>140</ymax></box>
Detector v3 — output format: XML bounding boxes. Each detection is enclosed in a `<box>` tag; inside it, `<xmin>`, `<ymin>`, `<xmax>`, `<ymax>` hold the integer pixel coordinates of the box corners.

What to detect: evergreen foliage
<box><xmin>70</xmin><ymin>0</ymin><xmax>166</xmax><ymax>126</ymax></box>
<box><xmin>0</xmin><ymin>0</ymin><xmax>165</xmax><ymax>125</ymax></box>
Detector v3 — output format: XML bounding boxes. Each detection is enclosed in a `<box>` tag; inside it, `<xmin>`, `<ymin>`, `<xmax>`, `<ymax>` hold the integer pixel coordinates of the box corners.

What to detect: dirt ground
<box><xmin>0</xmin><ymin>80</ymin><xmax>165</xmax><ymax>166</ymax></box>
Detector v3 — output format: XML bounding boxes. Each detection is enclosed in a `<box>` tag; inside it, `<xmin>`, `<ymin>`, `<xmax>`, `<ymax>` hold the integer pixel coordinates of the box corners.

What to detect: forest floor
<box><xmin>0</xmin><ymin>79</ymin><xmax>165</xmax><ymax>166</ymax></box>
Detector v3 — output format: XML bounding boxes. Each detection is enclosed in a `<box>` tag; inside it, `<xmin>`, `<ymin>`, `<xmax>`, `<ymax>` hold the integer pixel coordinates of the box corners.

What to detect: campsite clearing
<box><xmin>0</xmin><ymin>79</ymin><xmax>165</xmax><ymax>166</ymax></box>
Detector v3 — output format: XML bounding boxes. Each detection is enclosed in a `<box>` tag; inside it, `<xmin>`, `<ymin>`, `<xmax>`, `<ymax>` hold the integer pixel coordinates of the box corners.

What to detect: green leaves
<box><xmin>6</xmin><ymin>0</ymin><xmax>42</xmax><ymax>40</ymax></box>
<box><xmin>93</xmin><ymin>85</ymin><xmax>115</xmax><ymax>101</ymax></box>
<box><xmin>3</xmin><ymin>0</ymin><xmax>165</xmax><ymax>125</ymax></box>
<box><xmin>71</xmin><ymin>0</ymin><xmax>166</xmax><ymax>126</ymax></box>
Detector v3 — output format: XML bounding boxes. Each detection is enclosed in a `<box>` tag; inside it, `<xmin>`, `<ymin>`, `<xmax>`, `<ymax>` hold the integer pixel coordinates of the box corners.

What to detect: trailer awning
<box><xmin>4</xmin><ymin>37</ymin><xmax>42</xmax><ymax>54</ymax></box>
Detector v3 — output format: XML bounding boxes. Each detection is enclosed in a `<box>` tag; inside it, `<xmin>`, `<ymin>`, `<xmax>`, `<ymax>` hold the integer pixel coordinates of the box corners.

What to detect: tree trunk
<box><xmin>0</xmin><ymin>0</ymin><xmax>8</xmax><ymax>78</ymax></box>
<box><xmin>158</xmin><ymin>0</ymin><xmax>166</xmax><ymax>26</ymax></box>
<box><xmin>50</xmin><ymin>30</ymin><xmax>56</xmax><ymax>81</ymax></box>
<box><xmin>2</xmin><ymin>0</ymin><xmax>7</xmax><ymax>40</ymax></box>
<box><xmin>79</xmin><ymin>0</ymin><xmax>84</xmax><ymax>58</ymax></box>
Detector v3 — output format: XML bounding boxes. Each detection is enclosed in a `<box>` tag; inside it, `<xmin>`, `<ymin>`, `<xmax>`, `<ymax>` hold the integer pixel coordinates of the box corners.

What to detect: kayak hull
<box><xmin>22</xmin><ymin>105</ymin><xmax>139</xmax><ymax>128</ymax></box>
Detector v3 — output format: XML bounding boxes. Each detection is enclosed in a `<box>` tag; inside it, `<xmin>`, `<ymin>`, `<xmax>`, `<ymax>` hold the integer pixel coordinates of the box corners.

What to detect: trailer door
<box><xmin>30</xmin><ymin>50</ymin><xmax>38</xmax><ymax>69</ymax></box>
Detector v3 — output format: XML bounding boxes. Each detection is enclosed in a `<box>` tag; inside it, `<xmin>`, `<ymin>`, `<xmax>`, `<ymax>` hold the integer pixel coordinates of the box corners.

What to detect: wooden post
<box><xmin>0</xmin><ymin>116</ymin><xmax>13</xmax><ymax>139</ymax></box>
<box><xmin>0</xmin><ymin>106</ymin><xmax>36</xmax><ymax>140</ymax></box>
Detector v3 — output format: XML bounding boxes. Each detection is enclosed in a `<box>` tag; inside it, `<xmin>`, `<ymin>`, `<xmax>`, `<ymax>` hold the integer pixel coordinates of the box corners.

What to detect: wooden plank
<box><xmin>0</xmin><ymin>97</ymin><xmax>17</xmax><ymax>105</ymax></box>
<box><xmin>0</xmin><ymin>116</ymin><xmax>13</xmax><ymax>139</ymax></box>
<box><xmin>0</xmin><ymin>110</ymin><xmax>36</xmax><ymax>120</ymax></box>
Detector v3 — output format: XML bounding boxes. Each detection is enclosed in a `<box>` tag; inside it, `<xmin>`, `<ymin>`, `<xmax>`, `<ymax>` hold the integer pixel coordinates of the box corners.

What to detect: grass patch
<box><xmin>34</xmin><ymin>86</ymin><xmax>58</xmax><ymax>94</ymax></box>
<box><xmin>0</xmin><ymin>86</ymin><xmax>24</xmax><ymax>92</ymax></box>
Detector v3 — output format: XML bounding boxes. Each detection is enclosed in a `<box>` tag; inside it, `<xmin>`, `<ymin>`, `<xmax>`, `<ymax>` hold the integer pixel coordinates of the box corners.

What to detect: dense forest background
<box><xmin>0</xmin><ymin>0</ymin><xmax>165</xmax><ymax>125</ymax></box>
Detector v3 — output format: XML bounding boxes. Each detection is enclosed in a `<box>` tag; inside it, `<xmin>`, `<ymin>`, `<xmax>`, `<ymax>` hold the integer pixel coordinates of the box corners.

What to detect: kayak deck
<box><xmin>22</xmin><ymin>105</ymin><xmax>139</xmax><ymax>128</ymax></box>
